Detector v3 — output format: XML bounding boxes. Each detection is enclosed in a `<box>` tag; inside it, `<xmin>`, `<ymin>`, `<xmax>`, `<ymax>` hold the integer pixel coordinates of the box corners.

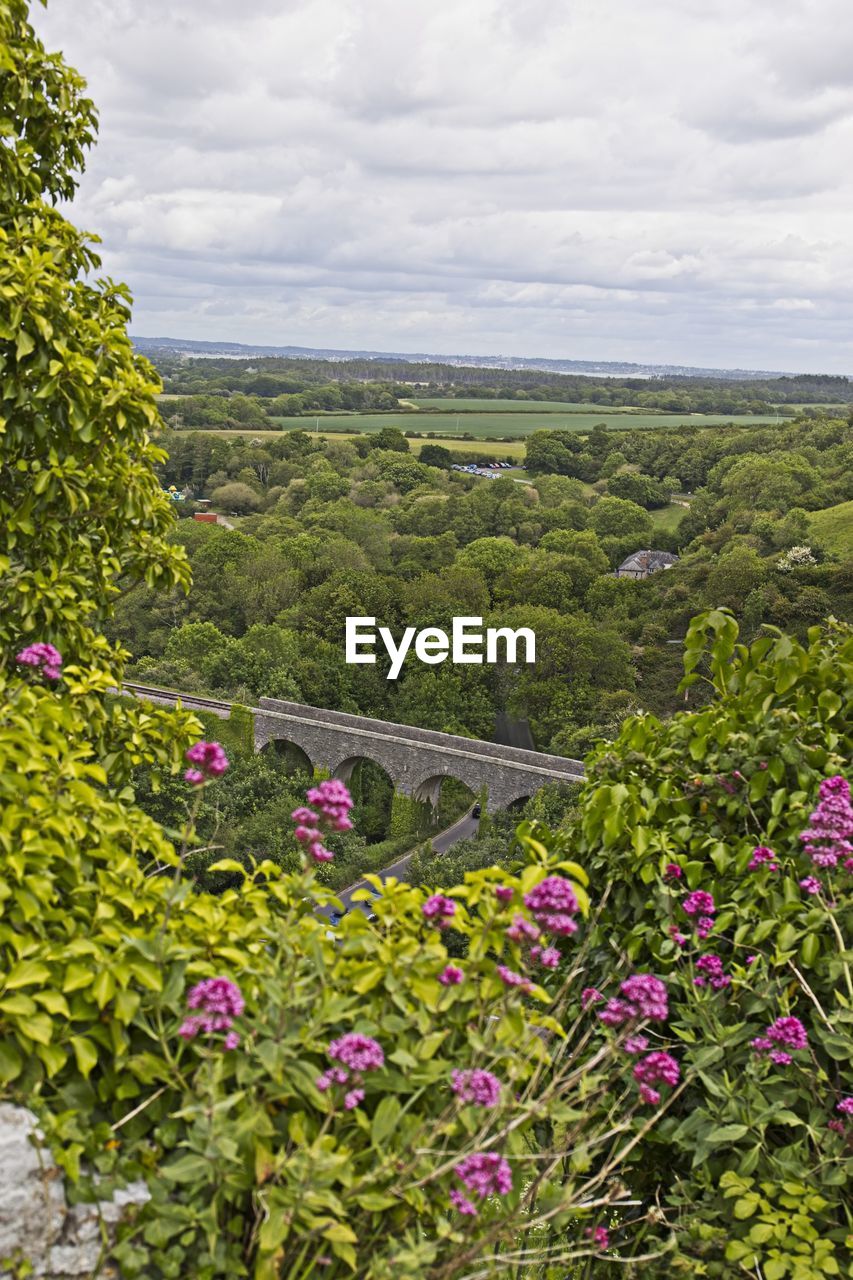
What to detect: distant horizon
<box><xmin>132</xmin><ymin>334</ymin><xmax>850</xmax><ymax>381</ymax></box>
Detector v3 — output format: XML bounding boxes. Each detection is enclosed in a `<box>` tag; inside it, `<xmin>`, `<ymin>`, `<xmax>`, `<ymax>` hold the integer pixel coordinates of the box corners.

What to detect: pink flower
<box><xmin>539</xmin><ymin>947</ymin><xmax>560</xmax><ymax>969</ymax></box>
<box><xmin>828</xmin><ymin>1119</ymin><xmax>845</xmax><ymax>1134</ymax></box>
<box><xmin>695</xmin><ymin>954</ymin><xmax>730</xmax><ymax>990</ymax></box>
<box><xmin>800</xmin><ymin>776</ymin><xmax>853</xmax><ymax>870</ymax></box>
<box><xmin>748</xmin><ymin>846</ymin><xmax>779</xmax><ymax>872</ymax></box>
<box><xmin>497</xmin><ymin>964</ymin><xmax>531</xmax><ymax>992</ymax></box>
<box><xmin>291</xmin><ymin>807</ymin><xmax>318</xmax><ymax>824</ymax></box>
<box><xmin>15</xmin><ymin>642</ymin><xmax>63</xmax><ymax>680</ymax></box>
<box><xmin>452</xmin><ymin>1068</ymin><xmax>502</xmax><ymax>1108</ymax></box>
<box><xmin>581</xmin><ymin>987</ymin><xmax>603</xmax><ymax>1009</ymax></box>
<box><xmin>836</xmin><ymin>1097</ymin><xmax>853</xmax><ymax>1115</ymax></box>
<box><xmin>745</xmin><ymin>954</ymin><xmax>757</xmax><ymax>966</ymax></box>
<box><xmin>799</xmin><ymin>876</ymin><xmax>822</xmax><ymax>895</ymax></box>
<box><xmin>184</xmin><ymin>741</ymin><xmax>229</xmax><ymax>784</ymax></box>
<box><xmin>664</xmin><ymin>863</ymin><xmax>683</xmax><ymax>880</ymax></box>
<box><xmin>308</xmin><ymin>841</ymin><xmax>334</xmax><ymax>863</ymax></box>
<box><xmin>682</xmin><ymin>891</ymin><xmax>715</xmax><ymax>917</ymax></box>
<box><xmin>344</xmin><ymin>1088</ymin><xmax>365</xmax><ymax>1110</ymax></box>
<box><xmin>306</xmin><ymin>779</ymin><xmax>354</xmax><ymax>832</ymax></box>
<box><xmin>696</xmin><ymin>916</ymin><xmax>715</xmax><ymax>940</ymax></box>
<box><xmin>523</xmin><ymin>876</ymin><xmax>579</xmax><ymax>936</ymax></box>
<box><xmin>668</xmin><ymin>926</ymin><xmax>688</xmax><ymax>946</ymax></box>
<box><xmin>767</xmin><ymin>1016</ymin><xmax>808</xmax><ymax>1050</ymax></box>
<box><xmin>455</xmin><ymin>1153</ymin><xmax>512</xmax><ymax>1199</ymax></box>
<box><xmin>449</xmin><ymin>1189</ymin><xmax>478</xmax><ymax>1216</ymax></box>
<box><xmin>439</xmin><ymin>964</ymin><xmax>464</xmax><ymax>986</ymax></box>
<box><xmin>585</xmin><ymin>1227</ymin><xmax>609</xmax><ymax>1250</ymax></box>
<box><xmin>769</xmin><ymin>1050</ymin><xmax>792</xmax><ymax>1065</ymax></box>
<box><xmin>423</xmin><ymin>894</ymin><xmax>457</xmax><ymax>926</ymax></box>
<box><xmin>506</xmin><ymin>913</ymin><xmax>540</xmax><ymax>943</ymax></box>
<box><xmin>619</xmin><ymin>974</ymin><xmax>669</xmax><ymax>1021</ymax></box>
<box><xmin>623</xmin><ymin>1035</ymin><xmax>649</xmax><ymax>1055</ymax></box>
<box><xmin>180</xmin><ymin>977</ymin><xmax>243</xmax><ymax>1049</ymax></box>
<box><xmin>495</xmin><ymin>886</ymin><xmax>514</xmax><ymax>903</ymax></box>
<box><xmin>634</xmin><ymin>1051</ymin><xmax>680</xmax><ymax>1091</ymax></box>
<box><xmin>638</xmin><ymin>1083</ymin><xmax>660</xmax><ymax>1104</ymax></box>
<box><xmin>328</xmin><ymin>1032</ymin><xmax>384</xmax><ymax>1073</ymax></box>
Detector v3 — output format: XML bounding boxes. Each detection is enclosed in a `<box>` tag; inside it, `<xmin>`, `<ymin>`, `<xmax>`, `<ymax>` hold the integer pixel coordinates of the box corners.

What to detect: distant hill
<box><xmin>131</xmin><ymin>335</ymin><xmax>794</xmax><ymax>381</ymax></box>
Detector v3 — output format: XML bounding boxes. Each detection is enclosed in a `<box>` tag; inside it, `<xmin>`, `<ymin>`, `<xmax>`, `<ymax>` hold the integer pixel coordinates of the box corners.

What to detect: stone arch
<box><xmin>260</xmin><ymin>736</ymin><xmax>313</xmax><ymax>776</ymax></box>
<box><xmin>412</xmin><ymin>772</ymin><xmax>477</xmax><ymax>810</ymax></box>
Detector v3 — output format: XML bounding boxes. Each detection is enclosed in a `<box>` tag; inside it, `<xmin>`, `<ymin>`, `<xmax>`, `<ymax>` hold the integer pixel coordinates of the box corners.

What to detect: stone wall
<box><xmin>0</xmin><ymin>1105</ymin><xmax>147</xmax><ymax>1280</ymax></box>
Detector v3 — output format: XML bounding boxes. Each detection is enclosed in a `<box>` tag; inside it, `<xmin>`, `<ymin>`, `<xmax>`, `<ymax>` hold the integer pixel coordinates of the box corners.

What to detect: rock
<box><xmin>0</xmin><ymin>1105</ymin><xmax>148</xmax><ymax>1279</ymax></box>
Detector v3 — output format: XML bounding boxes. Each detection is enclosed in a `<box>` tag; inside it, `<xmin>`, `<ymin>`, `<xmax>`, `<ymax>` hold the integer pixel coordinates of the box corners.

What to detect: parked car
<box><xmin>471</xmin><ymin>802</ymin><xmax>481</xmax><ymax>819</ymax></box>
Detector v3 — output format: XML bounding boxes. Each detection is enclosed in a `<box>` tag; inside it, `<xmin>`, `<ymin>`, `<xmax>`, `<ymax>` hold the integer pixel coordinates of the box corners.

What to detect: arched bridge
<box><xmin>122</xmin><ymin>684</ymin><xmax>585</xmax><ymax>811</ymax></box>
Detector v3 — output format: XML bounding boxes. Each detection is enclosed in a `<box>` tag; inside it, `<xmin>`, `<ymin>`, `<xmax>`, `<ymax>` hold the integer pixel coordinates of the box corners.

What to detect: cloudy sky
<box><xmin>36</xmin><ymin>0</ymin><xmax>853</xmax><ymax>372</ymax></box>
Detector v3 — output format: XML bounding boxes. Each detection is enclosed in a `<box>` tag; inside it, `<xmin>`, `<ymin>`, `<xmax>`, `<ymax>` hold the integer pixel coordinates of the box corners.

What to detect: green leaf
<box><xmin>371</xmin><ymin>1096</ymin><xmax>402</xmax><ymax>1146</ymax></box>
<box><xmin>70</xmin><ymin>1035</ymin><xmax>98</xmax><ymax>1077</ymax></box>
<box><xmin>707</xmin><ymin>1123</ymin><xmax>750</xmax><ymax>1144</ymax></box>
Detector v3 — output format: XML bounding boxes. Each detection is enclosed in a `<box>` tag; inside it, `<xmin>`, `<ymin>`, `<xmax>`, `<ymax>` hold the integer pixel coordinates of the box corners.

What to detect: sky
<box><xmin>35</xmin><ymin>0</ymin><xmax>853</xmax><ymax>373</ymax></box>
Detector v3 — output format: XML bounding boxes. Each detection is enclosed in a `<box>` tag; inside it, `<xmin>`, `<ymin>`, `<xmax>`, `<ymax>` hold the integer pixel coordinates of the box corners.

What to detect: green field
<box><xmin>207</xmin><ymin>429</ymin><xmax>526</xmax><ymax>459</ymax></box>
<box><xmin>408</xmin><ymin>397</ymin><xmax>646</xmax><ymax>413</ymax></box>
<box><xmin>267</xmin><ymin>410</ymin><xmax>783</xmax><ymax>439</ymax></box>
<box><xmin>809</xmin><ymin>500</ymin><xmax>853</xmax><ymax>559</ymax></box>
<box><xmin>649</xmin><ymin>503</ymin><xmax>689</xmax><ymax>533</ymax></box>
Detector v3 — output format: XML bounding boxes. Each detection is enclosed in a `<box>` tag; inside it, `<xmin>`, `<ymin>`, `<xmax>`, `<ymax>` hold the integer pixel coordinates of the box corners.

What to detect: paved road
<box><xmin>324</xmin><ymin>809</ymin><xmax>480</xmax><ymax>922</ymax></box>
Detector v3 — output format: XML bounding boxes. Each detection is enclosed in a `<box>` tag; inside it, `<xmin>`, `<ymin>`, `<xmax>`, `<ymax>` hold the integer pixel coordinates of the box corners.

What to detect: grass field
<box><xmin>809</xmin><ymin>500</ymin><xmax>853</xmax><ymax>559</ymax></box>
<box><xmin>266</xmin><ymin>410</ymin><xmax>783</xmax><ymax>439</ymax></box>
<box><xmin>408</xmin><ymin>397</ymin><xmax>647</xmax><ymax>414</ymax></box>
<box><xmin>207</xmin><ymin>429</ymin><xmax>526</xmax><ymax>459</ymax></box>
<box><xmin>649</xmin><ymin>503</ymin><xmax>689</xmax><ymax>533</ymax></box>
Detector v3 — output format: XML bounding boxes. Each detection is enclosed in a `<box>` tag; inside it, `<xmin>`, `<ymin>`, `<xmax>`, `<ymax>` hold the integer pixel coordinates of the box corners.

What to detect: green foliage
<box><xmin>569</xmin><ymin>611</ymin><xmax>853</xmax><ymax>1276</ymax></box>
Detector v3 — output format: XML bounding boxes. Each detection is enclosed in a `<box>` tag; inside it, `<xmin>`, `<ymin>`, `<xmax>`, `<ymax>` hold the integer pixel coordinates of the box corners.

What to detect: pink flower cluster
<box><xmin>16</xmin><ymin>642</ymin><xmax>62</xmax><ymax>680</ymax></box>
<box><xmin>633</xmin><ymin>1051</ymin><xmax>680</xmax><ymax>1104</ymax></box>
<box><xmin>439</xmin><ymin>964</ymin><xmax>464</xmax><ymax>986</ymax></box>
<box><xmin>694</xmin><ymin>954</ymin><xmax>730</xmax><ymax>990</ymax></box>
<box><xmin>184</xmin><ymin>740</ymin><xmax>229</xmax><ymax>786</ymax></box>
<box><xmin>451</xmin><ymin>1068</ymin><xmax>502</xmax><ymax>1108</ymax></box>
<box><xmin>497</xmin><ymin>964</ymin><xmax>532</xmax><ymax>992</ymax></box>
<box><xmin>494</xmin><ymin>885</ymin><xmax>514</xmax><ymax>903</ymax></box>
<box><xmin>179</xmin><ymin>977</ymin><xmax>244</xmax><ymax>1050</ymax></box>
<box><xmin>423</xmin><ymin>893</ymin><xmax>456</xmax><ymax>927</ymax></box>
<box><xmin>451</xmin><ymin>1153</ymin><xmax>512</xmax><ymax>1214</ymax></box>
<box><xmin>664</xmin><ymin>863</ymin><xmax>683</xmax><ymax>880</ymax></box>
<box><xmin>752</xmin><ymin>1016</ymin><xmax>808</xmax><ymax>1066</ymax></box>
<box><xmin>748</xmin><ymin>845</ymin><xmax>779</xmax><ymax>873</ymax></box>
<box><xmin>585</xmin><ymin>1226</ymin><xmax>610</xmax><ymax>1250</ymax></box>
<box><xmin>599</xmin><ymin>974</ymin><xmax>669</xmax><ymax>1028</ymax></box>
<box><xmin>799</xmin><ymin>876</ymin><xmax>822</xmax><ymax>896</ymax></box>
<box><xmin>681</xmin><ymin>889</ymin><xmax>715</xmax><ymax>940</ymax></box>
<box><xmin>292</xmin><ymin>780</ymin><xmax>354</xmax><ymax>863</ymax></box>
<box><xmin>800</xmin><ymin>776</ymin><xmax>853</xmax><ymax>871</ymax></box>
<box><xmin>836</xmin><ymin>1097</ymin><xmax>853</xmax><ymax>1115</ymax></box>
<box><xmin>506</xmin><ymin>913</ymin><xmax>540</xmax><ymax>944</ymax></box>
<box><xmin>523</xmin><ymin>875</ymin><xmax>579</xmax><ymax>936</ymax></box>
<box><xmin>306</xmin><ymin>780</ymin><xmax>354</xmax><ymax>832</ymax></box>
<box><xmin>317</xmin><ymin>1032</ymin><xmax>384</xmax><ymax>1110</ymax></box>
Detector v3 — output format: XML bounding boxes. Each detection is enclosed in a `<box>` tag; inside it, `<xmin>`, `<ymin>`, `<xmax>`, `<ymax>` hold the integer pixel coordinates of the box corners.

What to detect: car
<box><xmin>471</xmin><ymin>802</ymin><xmax>481</xmax><ymax>818</ymax></box>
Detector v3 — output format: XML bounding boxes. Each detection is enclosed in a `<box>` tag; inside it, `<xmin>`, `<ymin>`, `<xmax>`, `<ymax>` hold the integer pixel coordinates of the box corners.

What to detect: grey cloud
<box><xmin>32</xmin><ymin>0</ymin><xmax>853</xmax><ymax>372</ymax></box>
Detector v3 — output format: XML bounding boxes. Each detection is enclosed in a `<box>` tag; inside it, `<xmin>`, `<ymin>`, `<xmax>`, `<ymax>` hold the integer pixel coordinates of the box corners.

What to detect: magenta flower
<box><xmin>585</xmin><ymin>1226</ymin><xmax>609</xmax><ymax>1250</ymax></box>
<box><xmin>638</xmin><ymin>1083</ymin><xmax>660</xmax><ymax>1104</ymax></box>
<box><xmin>836</xmin><ymin>1097</ymin><xmax>853</xmax><ymax>1115</ymax></box>
<box><xmin>328</xmin><ymin>1032</ymin><xmax>384</xmax><ymax>1073</ymax></box>
<box><xmin>799</xmin><ymin>876</ymin><xmax>822</xmax><ymax>895</ymax></box>
<box><xmin>452</xmin><ymin>1068</ymin><xmax>502</xmax><ymax>1108</ymax></box>
<box><xmin>506</xmin><ymin>913</ymin><xmax>540</xmax><ymax>943</ymax></box>
<box><xmin>634</xmin><ymin>1051</ymin><xmax>680</xmax><ymax>1091</ymax></box>
<box><xmin>494</xmin><ymin>885</ymin><xmax>514</xmax><ymax>903</ymax></box>
<box><xmin>523</xmin><ymin>876</ymin><xmax>579</xmax><ymax>936</ymax></box>
<box><xmin>696</xmin><ymin>916</ymin><xmax>715</xmax><ymax>940</ymax></box>
<box><xmin>179</xmin><ymin>977</ymin><xmax>243</xmax><ymax>1048</ymax></box>
<box><xmin>449</xmin><ymin>1189</ymin><xmax>478</xmax><ymax>1216</ymax></box>
<box><xmin>745</xmin><ymin>954</ymin><xmax>757</xmax><ymax>966</ymax></box>
<box><xmin>753</xmin><ymin>1016</ymin><xmax>808</xmax><ymax>1061</ymax></box>
<box><xmin>748</xmin><ymin>845</ymin><xmax>779</xmax><ymax>872</ymax></box>
<box><xmin>439</xmin><ymin>964</ymin><xmax>464</xmax><ymax>986</ymax></box>
<box><xmin>581</xmin><ymin>987</ymin><xmax>603</xmax><ymax>1009</ymax></box>
<box><xmin>623</xmin><ymin>1035</ymin><xmax>649</xmax><ymax>1055</ymax></box>
<box><xmin>599</xmin><ymin>974</ymin><xmax>669</xmax><ymax>1028</ymax></box>
<box><xmin>423</xmin><ymin>894</ymin><xmax>457</xmax><ymax>926</ymax></box>
<box><xmin>539</xmin><ymin>947</ymin><xmax>560</xmax><ymax>969</ymax></box>
<box><xmin>344</xmin><ymin>1088</ymin><xmax>365</xmax><ymax>1111</ymax></box>
<box><xmin>306</xmin><ymin>779</ymin><xmax>354</xmax><ymax>832</ymax></box>
<box><xmin>828</xmin><ymin>1119</ymin><xmax>845</xmax><ymax>1134</ymax></box>
<box><xmin>664</xmin><ymin>863</ymin><xmax>683</xmax><ymax>880</ymax></box>
<box><xmin>682</xmin><ymin>890</ymin><xmax>715</xmax><ymax>917</ymax></box>
<box><xmin>184</xmin><ymin>741</ymin><xmax>229</xmax><ymax>785</ymax></box>
<box><xmin>695</xmin><ymin>954</ymin><xmax>730</xmax><ymax>990</ymax></box>
<box><xmin>455</xmin><ymin>1152</ymin><xmax>512</xmax><ymax>1199</ymax></box>
<box><xmin>497</xmin><ymin>964</ymin><xmax>531</xmax><ymax>992</ymax></box>
<box><xmin>800</xmin><ymin>776</ymin><xmax>853</xmax><ymax>869</ymax></box>
<box><xmin>15</xmin><ymin>642</ymin><xmax>63</xmax><ymax>680</ymax></box>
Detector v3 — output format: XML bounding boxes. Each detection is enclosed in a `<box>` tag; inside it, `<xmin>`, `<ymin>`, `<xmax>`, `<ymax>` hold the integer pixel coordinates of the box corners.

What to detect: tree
<box><xmin>209</xmin><ymin>482</ymin><xmax>263</xmax><ymax>514</ymax></box>
<box><xmin>589</xmin><ymin>495</ymin><xmax>654</xmax><ymax>539</ymax></box>
<box><xmin>418</xmin><ymin>444</ymin><xmax>453</xmax><ymax>469</ymax></box>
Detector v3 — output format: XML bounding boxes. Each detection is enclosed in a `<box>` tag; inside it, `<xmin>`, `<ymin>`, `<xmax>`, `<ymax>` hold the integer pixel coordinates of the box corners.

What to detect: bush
<box><xmin>568</xmin><ymin>609</ymin><xmax>853</xmax><ymax>1277</ymax></box>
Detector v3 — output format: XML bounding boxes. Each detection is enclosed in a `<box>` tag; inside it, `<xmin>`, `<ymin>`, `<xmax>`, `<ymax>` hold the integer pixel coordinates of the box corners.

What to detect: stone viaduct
<box><xmin>253</xmin><ymin>697</ymin><xmax>584</xmax><ymax>811</ymax></box>
<box><xmin>122</xmin><ymin>683</ymin><xmax>585</xmax><ymax>811</ymax></box>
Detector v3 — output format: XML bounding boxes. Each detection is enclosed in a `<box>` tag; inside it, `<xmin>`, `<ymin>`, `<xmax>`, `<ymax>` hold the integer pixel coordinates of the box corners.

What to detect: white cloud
<box><xmin>33</xmin><ymin>0</ymin><xmax>853</xmax><ymax>371</ymax></box>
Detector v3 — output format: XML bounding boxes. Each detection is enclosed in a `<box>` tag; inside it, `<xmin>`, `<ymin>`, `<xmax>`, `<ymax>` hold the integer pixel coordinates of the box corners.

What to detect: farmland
<box><xmin>809</xmin><ymin>499</ymin><xmax>853</xmax><ymax>559</ymax></box>
<box><xmin>266</xmin><ymin>409</ymin><xmax>784</xmax><ymax>438</ymax></box>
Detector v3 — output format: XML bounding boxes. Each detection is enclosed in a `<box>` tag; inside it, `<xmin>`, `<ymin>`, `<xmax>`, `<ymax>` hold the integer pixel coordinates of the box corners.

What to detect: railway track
<box><xmin>121</xmin><ymin>682</ymin><xmax>235</xmax><ymax>714</ymax></box>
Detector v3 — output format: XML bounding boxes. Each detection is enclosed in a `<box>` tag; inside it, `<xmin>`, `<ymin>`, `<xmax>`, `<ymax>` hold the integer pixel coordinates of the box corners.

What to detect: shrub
<box><xmin>568</xmin><ymin>609</ymin><xmax>853</xmax><ymax>1277</ymax></box>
